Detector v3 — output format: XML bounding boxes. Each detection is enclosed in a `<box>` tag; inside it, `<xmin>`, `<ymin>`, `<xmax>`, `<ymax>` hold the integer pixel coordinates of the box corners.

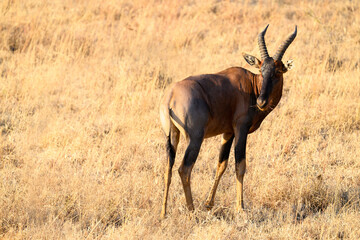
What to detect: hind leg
<box><xmin>160</xmin><ymin>125</ymin><xmax>180</xmax><ymax>219</ymax></box>
<box><xmin>178</xmin><ymin>134</ymin><xmax>203</xmax><ymax>211</ymax></box>
<box><xmin>205</xmin><ymin>133</ymin><xmax>234</xmax><ymax>209</ymax></box>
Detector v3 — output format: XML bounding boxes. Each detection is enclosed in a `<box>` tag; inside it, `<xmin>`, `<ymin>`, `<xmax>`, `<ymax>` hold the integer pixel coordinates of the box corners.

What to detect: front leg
<box><xmin>205</xmin><ymin>133</ymin><xmax>234</xmax><ymax>210</ymax></box>
<box><xmin>234</xmin><ymin>122</ymin><xmax>249</xmax><ymax>212</ymax></box>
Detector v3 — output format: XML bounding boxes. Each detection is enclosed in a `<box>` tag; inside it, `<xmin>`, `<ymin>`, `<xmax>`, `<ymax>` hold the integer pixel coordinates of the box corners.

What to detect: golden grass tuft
<box><xmin>1</xmin><ymin>0</ymin><xmax>360</xmax><ymax>238</ymax></box>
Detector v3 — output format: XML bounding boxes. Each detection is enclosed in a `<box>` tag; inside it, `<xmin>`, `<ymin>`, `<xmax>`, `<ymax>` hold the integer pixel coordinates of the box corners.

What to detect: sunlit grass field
<box><xmin>1</xmin><ymin>0</ymin><xmax>359</xmax><ymax>238</ymax></box>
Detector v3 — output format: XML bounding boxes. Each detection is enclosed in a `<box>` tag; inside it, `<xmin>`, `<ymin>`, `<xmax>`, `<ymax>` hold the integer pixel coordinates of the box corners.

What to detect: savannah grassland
<box><xmin>0</xmin><ymin>0</ymin><xmax>360</xmax><ymax>239</ymax></box>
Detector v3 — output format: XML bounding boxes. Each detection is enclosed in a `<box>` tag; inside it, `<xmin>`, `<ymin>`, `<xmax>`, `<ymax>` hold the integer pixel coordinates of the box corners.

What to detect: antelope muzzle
<box><xmin>256</xmin><ymin>97</ymin><xmax>267</xmax><ymax>110</ymax></box>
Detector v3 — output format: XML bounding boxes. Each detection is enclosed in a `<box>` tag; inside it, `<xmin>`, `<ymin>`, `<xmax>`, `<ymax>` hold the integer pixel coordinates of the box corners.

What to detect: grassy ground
<box><xmin>1</xmin><ymin>0</ymin><xmax>359</xmax><ymax>239</ymax></box>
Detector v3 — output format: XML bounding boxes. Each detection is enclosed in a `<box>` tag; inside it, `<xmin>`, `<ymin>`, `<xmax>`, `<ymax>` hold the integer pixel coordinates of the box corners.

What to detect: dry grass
<box><xmin>1</xmin><ymin>0</ymin><xmax>360</xmax><ymax>239</ymax></box>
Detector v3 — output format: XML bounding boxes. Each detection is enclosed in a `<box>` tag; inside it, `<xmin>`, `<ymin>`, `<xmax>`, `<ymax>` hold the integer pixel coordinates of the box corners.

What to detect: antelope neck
<box><xmin>251</xmin><ymin>73</ymin><xmax>263</xmax><ymax>99</ymax></box>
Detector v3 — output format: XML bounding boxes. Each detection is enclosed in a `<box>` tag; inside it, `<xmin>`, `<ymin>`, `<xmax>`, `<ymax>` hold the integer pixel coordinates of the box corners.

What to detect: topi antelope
<box><xmin>159</xmin><ymin>25</ymin><xmax>297</xmax><ymax>218</ymax></box>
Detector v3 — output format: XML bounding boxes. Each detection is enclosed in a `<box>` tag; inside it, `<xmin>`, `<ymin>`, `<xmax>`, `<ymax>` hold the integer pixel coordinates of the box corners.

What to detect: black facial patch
<box><xmin>259</xmin><ymin>57</ymin><xmax>276</xmax><ymax>99</ymax></box>
<box><xmin>261</xmin><ymin>58</ymin><xmax>276</xmax><ymax>77</ymax></box>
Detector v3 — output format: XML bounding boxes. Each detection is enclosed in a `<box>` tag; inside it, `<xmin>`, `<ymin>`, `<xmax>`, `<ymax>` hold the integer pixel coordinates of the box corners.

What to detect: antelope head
<box><xmin>243</xmin><ymin>25</ymin><xmax>297</xmax><ymax>111</ymax></box>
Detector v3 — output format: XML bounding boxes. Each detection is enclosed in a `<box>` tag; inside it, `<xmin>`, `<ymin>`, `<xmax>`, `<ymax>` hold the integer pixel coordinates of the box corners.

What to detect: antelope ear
<box><xmin>284</xmin><ymin>59</ymin><xmax>294</xmax><ymax>71</ymax></box>
<box><xmin>242</xmin><ymin>52</ymin><xmax>261</xmax><ymax>69</ymax></box>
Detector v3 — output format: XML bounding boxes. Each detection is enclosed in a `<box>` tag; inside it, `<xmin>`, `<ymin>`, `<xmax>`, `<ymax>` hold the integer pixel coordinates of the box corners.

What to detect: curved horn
<box><xmin>273</xmin><ymin>25</ymin><xmax>297</xmax><ymax>61</ymax></box>
<box><xmin>258</xmin><ymin>24</ymin><xmax>270</xmax><ymax>60</ymax></box>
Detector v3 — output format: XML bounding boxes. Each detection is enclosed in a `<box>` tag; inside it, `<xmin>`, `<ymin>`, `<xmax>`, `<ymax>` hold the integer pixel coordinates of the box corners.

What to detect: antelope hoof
<box><xmin>187</xmin><ymin>204</ymin><xmax>195</xmax><ymax>212</ymax></box>
<box><xmin>204</xmin><ymin>201</ymin><xmax>214</xmax><ymax>210</ymax></box>
<box><xmin>236</xmin><ymin>202</ymin><xmax>245</xmax><ymax>213</ymax></box>
<box><xmin>160</xmin><ymin>210</ymin><xmax>166</xmax><ymax>219</ymax></box>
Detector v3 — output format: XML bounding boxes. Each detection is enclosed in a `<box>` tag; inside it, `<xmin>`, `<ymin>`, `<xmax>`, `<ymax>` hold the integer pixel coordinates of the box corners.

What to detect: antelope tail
<box><xmin>166</xmin><ymin>108</ymin><xmax>175</xmax><ymax>160</ymax></box>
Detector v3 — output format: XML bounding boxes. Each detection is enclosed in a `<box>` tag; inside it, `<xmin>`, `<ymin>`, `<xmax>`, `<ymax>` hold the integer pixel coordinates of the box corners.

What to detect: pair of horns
<box><xmin>258</xmin><ymin>24</ymin><xmax>297</xmax><ymax>61</ymax></box>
